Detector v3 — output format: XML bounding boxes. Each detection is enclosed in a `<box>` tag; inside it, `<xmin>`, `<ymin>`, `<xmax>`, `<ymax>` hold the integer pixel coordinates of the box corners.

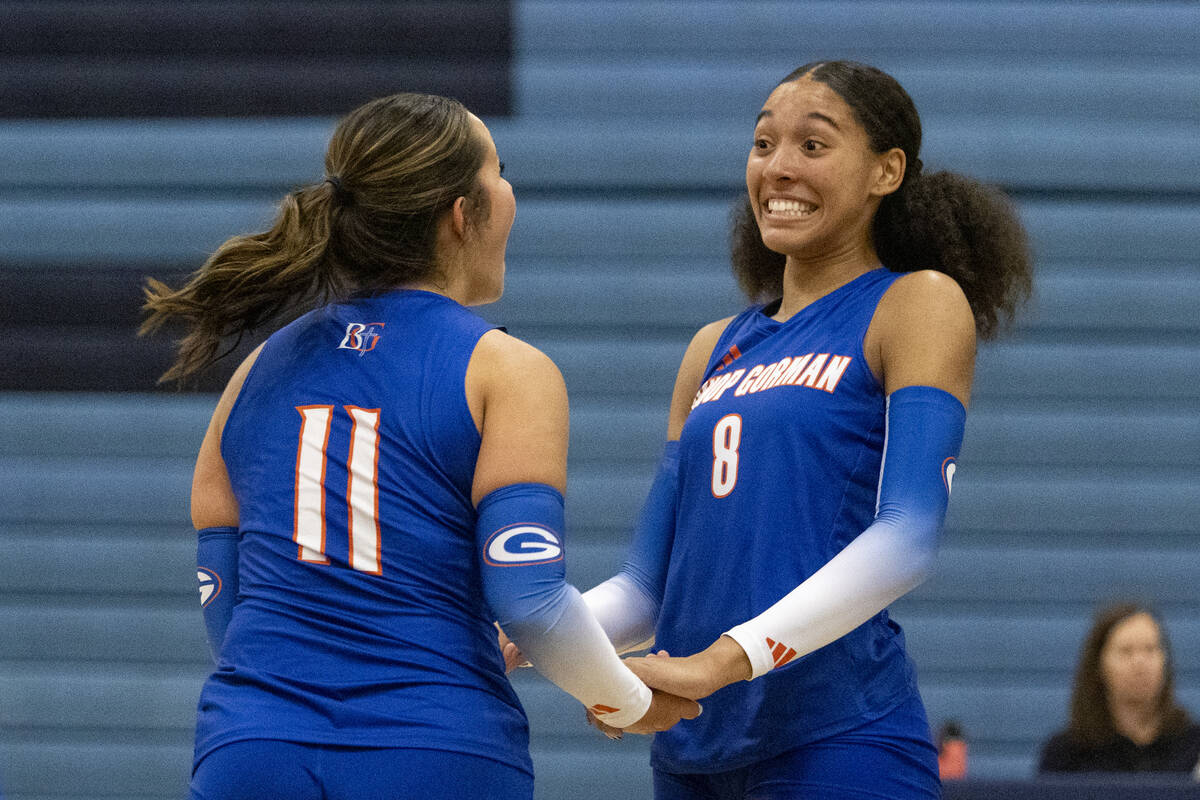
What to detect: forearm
<box><xmin>503</xmin><ymin>582</ymin><xmax>651</xmax><ymax>726</ymax></box>
<box><xmin>725</xmin><ymin>512</ymin><xmax>935</xmax><ymax>677</ymax></box>
<box><xmin>479</xmin><ymin>482</ymin><xmax>650</xmax><ymax>727</ymax></box>
<box><xmin>196</xmin><ymin>525</ymin><xmax>239</xmax><ymax>662</ymax></box>
<box><xmin>582</xmin><ymin>441</ymin><xmax>680</xmax><ymax>652</ymax></box>
<box><xmin>582</xmin><ymin>571</ymin><xmax>658</xmax><ymax>653</ymax></box>
<box><xmin>727</xmin><ymin>385</ymin><xmax>964</xmax><ymax>678</ymax></box>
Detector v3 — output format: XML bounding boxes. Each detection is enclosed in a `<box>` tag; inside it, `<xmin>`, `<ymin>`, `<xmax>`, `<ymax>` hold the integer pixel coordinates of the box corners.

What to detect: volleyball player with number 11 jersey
<box><xmin>143</xmin><ymin>92</ymin><xmax>696</xmax><ymax>800</ymax></box>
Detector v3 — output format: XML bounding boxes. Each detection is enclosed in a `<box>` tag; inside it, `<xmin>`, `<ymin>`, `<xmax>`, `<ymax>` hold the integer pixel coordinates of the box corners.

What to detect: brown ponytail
<box><xmin>141</xmin><ymin>181</ymin><xmax>342</xmax><ymax>382</ymax></box>
<box><xmin>142</xmin><ymin>92</ymin><xmax>486</xmax><ymax>382</ymax></box>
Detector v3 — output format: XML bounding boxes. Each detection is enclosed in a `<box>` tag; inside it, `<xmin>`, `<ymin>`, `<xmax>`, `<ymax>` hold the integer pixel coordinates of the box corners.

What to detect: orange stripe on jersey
<box><xmin>715</xmin><ymin>343</ymin><xmax>743</xmax><ymax>372</ymax></box>
<box><xmin>590</xmin><ymin>704</ymin><xmax>620</xmax><ymax>715</ymax></box>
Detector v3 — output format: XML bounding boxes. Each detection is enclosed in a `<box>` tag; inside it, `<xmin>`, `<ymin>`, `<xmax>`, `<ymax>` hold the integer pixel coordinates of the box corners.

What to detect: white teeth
<box><xmin>766</xmin><ymin>199</ymin><xmax>816</xmax><ymax>216</ymax></box>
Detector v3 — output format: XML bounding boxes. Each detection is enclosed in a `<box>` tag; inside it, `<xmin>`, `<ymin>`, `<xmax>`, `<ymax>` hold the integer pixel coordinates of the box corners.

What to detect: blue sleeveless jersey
<box><xmin>653</xmin><ymin>268</ymin><xmax>922</xmax><ymax>773</ymax></box>
<box><xmin>194</xmin><ymin>289</ymin><xmax>530</xmax><ymax>774</ymax></box>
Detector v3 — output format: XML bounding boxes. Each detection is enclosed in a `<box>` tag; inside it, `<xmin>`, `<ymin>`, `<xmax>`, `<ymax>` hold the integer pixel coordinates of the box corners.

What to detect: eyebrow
<box><xmin>755</xmin><ymin>110</ymin><xmax>841</xmax><ymax>130</ymax></box>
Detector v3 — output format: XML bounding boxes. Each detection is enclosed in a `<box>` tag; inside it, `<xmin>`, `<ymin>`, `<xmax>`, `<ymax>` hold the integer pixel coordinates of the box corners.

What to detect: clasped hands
<box><xmin>499</xmin><ymin>626</ymin><xmax>751</xmax><ymax>739</ymax></box>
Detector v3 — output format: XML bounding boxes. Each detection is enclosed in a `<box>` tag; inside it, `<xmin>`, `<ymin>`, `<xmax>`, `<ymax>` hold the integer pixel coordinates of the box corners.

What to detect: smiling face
<box><xmin>746</xmin><ymin>77</ymin><xmax>904</xmax><ymax>266</ymax></box>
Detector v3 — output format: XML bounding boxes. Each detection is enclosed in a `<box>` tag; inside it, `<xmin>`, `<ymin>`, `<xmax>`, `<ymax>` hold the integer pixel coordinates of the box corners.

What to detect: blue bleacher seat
<box><xmin>1</xmin><ymin>2</ymin><xmax>1198</xmax><ymax>797</ymax></box>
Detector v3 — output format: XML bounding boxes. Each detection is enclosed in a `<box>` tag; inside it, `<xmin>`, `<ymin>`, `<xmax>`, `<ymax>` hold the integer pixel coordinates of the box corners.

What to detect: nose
<box><xmin>762</xmin><ymin>145</ymin><xmax>801</xmax><ymax>183</ymax></box>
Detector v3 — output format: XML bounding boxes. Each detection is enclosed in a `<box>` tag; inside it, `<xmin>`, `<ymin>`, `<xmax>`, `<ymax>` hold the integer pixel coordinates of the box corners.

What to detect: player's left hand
<box><xmin>586</xmin><ymin>705</ymin><xmax>624</xmax><ymax>739</ymax></box>
<box><xmin>495</xmin><ymin>623</ymin><xmax>529</xmax><ymax>673</ymax></box>
<box><xmin>623</xmin><ymin>636</ymin><xmax>752</xmax><ymax>701</ymax></box>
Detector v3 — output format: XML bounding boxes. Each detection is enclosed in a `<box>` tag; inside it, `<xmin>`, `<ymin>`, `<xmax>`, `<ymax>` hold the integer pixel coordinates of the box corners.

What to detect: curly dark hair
<box><xmin>1066</xmin><ymin>603</ymin><xmax>1191</xmax><ymax>748</ymax></box>
<box><xmin>732</xmin><ymin>60</ymin><xmax>1032</xmax><ymax>339</ymax></box>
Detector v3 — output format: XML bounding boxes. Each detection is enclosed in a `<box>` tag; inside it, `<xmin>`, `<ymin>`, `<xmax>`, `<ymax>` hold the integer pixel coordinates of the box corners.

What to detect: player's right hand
<box><xmin>619</xmin><ymin>689</ymin><xmax>701</xmax><ymax>735</ymax></box>
<box><xmin>624</xmin><ymin>637</ymin><xmax>752</xmax><ymax>700</ymax></box>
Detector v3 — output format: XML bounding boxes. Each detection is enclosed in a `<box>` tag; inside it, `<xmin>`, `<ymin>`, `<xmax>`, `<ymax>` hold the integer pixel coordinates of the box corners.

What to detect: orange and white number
<box><xmin>294</xmin><ymin>405</ymin><xmax>382</xmax><ymax>574</ymax></box>
<box><xmin>711</xmin><ymin>413</ymin><xmax>742</xmax><ymax>498</ymax></box>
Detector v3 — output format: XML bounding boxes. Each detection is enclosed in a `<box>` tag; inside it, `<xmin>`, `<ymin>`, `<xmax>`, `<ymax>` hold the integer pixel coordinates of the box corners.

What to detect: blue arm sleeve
<box><xmin>478</xmin><ymin>483</ymin><xmax>571</xmax><ymax>637</ymax></box>
<box><xmin>726</xmin><ymin>385</ymin><xmax>965</xmax><ymax>677</ymax></box>
<box><xmin>620</xmin><ymin>439</ymin><xmax>680</xmax><ymax>605</ymax></box>
<box><xmin>582</xmin><ymin>441</ymin><xmax>679</xmax><ymax>651</ymax></box>
<box><xmin>196</xmin><ymin>526</ymin><xmax>239</xmax><ymax>663</ymax></box>
<box><xmin>478</xmin><ymin>482</ymin><xmax>651</xmax><ymax>727</ymax></box>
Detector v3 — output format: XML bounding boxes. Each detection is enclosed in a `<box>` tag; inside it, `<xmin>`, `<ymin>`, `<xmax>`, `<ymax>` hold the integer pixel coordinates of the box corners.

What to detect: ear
<box><xmin>449</xmin><ymin>195</ymin><xmax>468</xmax><ymax>240</ymax></box>
<box><xmin>870</xmin><ymin>148</ymin><xmax>906</xmax><ymax>198</ymax></box>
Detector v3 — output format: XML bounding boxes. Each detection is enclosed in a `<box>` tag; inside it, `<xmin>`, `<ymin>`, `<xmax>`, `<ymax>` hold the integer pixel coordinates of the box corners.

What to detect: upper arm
<box><xmin>190</xmin><ymin>345</ymin><xmax>264</xmax><ymax>529</ymax></box>
<box><xmin>866</xmin><ymin>271</ymin><xmax>976</xmax><ymax>408</ymax></box>
<box><xmin>467</xmin><ymin>330</ymin><xmax>568</xmax><ymax>505</ymax></box>
<box><xmin>666</xmin><ymin>317</ymin><xmax>735</xmax><ymax>440</ymax></box>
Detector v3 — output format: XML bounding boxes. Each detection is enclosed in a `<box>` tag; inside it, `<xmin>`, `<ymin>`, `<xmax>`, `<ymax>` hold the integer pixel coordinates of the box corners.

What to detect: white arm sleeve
<box><xmin>726</xmin><ymin>386</ymin><xmax>965</xmax><ymax>679</ymax></box>
<box><xmin>513</xmin><ymin>583</ymin><xmax>653</xmax><ymax>728</ymax></box>
<box><xmin>725</xmin><ymin>513</ymin><xmax>935</xmax><ymax>678</ymax></box>
<box><xmin>582</xmin><ymin>441</ymin><xmax>681</xmax><ymax>653</ymax></box>
<box><xmin>478</xmin><ymin>483</ymin><xmax>652</xmax><ymax>728</ymax></box>
<box><xmin>583</xmin><ymin>573</ymin><xmax>658</xmax><ymax>654</ymax></box>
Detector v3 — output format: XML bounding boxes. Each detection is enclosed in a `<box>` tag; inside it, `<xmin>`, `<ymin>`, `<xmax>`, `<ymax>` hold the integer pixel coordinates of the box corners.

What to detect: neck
<box><xmin>405</xmin><ymin>262</ymin><xmax>471</xmax><ymax>306</ymax></box>
<box><xmin>404</xmin><ymin>280</ymin><xmax>453</xmax><ymax>300</ymax></box>
<box><xmin>1109</xmin><ymin>696</ymin><xmax>1162</xmax><ymax>746</ymax></box>
<box><xmin>774</xmin><ymin>243</ymin><xmax>880</xmax><ymax>322</ymax></box>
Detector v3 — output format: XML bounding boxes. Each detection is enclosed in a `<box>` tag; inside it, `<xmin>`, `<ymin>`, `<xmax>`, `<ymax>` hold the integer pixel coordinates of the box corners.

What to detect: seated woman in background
<box><xmin>1039</xmin><ymin>602</ymin><xmax>1200</xmax><ymax>776</ymax></box>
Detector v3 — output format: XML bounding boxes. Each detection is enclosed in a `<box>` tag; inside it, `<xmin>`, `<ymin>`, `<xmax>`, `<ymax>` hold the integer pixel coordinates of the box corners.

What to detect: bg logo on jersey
<box><xmin>484</xmin><ymin>524</ymin><xmax>563</xmax><ymax>566</ymax></box>
<box><xmin>338</xmin><ymin>322</ymin><xmax>385</xmax><ymax>354</ymax></box>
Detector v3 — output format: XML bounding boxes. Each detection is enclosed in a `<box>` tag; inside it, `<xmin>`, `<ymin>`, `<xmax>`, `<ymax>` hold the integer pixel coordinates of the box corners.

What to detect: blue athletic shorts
<box><xmin>190</xmin><ymin>740</ymin><xmax>533</xmax><ymax>800</ymax></box>
<box><xmin>653</xmin><ymin>694</ymin><xmax>940</xmax><ymax>800</ymax></box>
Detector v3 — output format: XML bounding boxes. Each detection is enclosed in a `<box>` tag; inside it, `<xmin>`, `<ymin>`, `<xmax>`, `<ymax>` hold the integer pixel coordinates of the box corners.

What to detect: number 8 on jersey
<box><xmin>711</xmin><ymin>413</ymin><xmax>742</xmax><ymax>498</ymax></box>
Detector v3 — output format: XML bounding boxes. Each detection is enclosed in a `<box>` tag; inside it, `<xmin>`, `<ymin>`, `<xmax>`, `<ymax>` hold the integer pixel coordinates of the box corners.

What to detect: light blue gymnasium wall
<box><xmin>1</xmin><ymin>2</ymin><xmax>1199</xmax><ymax>797</ymax></box>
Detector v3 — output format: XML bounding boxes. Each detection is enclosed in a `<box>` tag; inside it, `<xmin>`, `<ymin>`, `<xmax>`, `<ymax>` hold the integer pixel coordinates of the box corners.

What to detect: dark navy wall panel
<box><xmin>0</xmin><ymin>2</ymin><xmax>514</xmax><ymax>117</ymax></box>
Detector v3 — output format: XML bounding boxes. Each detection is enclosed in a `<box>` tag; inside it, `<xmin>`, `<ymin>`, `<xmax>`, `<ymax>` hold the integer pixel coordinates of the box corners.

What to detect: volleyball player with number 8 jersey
<box><xmin>580</xmin><ymin>62</ymin><xmax>1035</xmax><ymax>797</ymax></box>
<box><xmin>142</xmin><ymin>92</ymin><xmax>697</xmax><ymax>800</ymax></box>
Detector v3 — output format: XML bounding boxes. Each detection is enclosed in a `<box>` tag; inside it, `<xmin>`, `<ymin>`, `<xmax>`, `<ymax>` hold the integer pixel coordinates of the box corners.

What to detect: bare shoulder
<box><xmin>879</xmin><ymin>270</ymin><xmax>973</xmax><ymax>330</ymax></box>
<box><xmin>683</xmin><ymin>316</ymin><xmax>737</xmax><ymax>372</ymax></box>
<box><xmin>870</xmin><ymin>270</ymin><xmax>976</xmax><ymax>406</ymax></box>
<box><xmin>467</xmin><ymin>330</ymin><xmax>569</xmax><ymax>502</ymax></box>
<box><xmin>192</xmin><ymin>343</ymin><xmax>264</xmax><ymax>529</ymax></box>
<box><xmin>468</xmin><ymin>328</ymin><xmax>564</xmax><ymax>387</ymax></box>
<box><xmin>666</xmin><ymin>315</ymin><xmax>736</xmax><ymax>439</ymax></box>
<box><xmin>213</xmin><ymin>343</ymin><xmax>266</xmax><ymax>439</ymax></box>
<box><xmin>691</xmin><ymin>316</ymin><xmax>734</xmax><ymax>359</ymax></box>
<box><xmin>465</xmin><ymin>329</ymin><xmax>566</xmax><ymax>433</ymax></box>
<box><xmin>883</xmin><ymin>268</ymin><xmax>974</xmax><ymax>319</ymax></box>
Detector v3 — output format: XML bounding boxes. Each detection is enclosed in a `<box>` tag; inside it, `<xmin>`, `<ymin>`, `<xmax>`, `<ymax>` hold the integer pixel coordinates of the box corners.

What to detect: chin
<box><xmin>469</xmin><ymin>282</ymin><xmax>505</xmax><ymax>307</ymax></box>
<box><xmin>759</xmin><ymin>231</ymin><xmax>804</xmax><ymax>258</ymax></box>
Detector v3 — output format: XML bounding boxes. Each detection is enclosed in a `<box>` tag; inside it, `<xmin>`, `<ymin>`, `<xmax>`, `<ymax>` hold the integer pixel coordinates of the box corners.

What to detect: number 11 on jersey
<box><xmin>294</xmin><ymin>405</ymin><xmax>383</xmax><ymax>574</ymax></box>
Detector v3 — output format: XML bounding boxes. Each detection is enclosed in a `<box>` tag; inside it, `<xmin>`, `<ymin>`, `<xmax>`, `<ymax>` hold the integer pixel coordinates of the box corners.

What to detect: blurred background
<box><xmin>0</xmin><ymin>2</ymin><xmax>1198</xmax><ymax>798</ymax></box>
